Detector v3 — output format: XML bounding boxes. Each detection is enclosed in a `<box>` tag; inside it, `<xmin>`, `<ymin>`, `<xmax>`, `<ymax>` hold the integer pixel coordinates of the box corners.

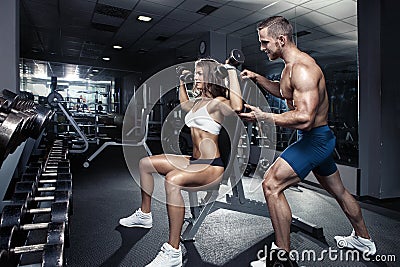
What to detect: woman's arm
<box><xmin>225</xmin><ymin>67</ymin><xmax>243</xmax><ymax>113</ymax></box>
<box><xmin>179</xmin><ymin>71</ymin><xmax>194</xmax><ymax>111</ymax></box>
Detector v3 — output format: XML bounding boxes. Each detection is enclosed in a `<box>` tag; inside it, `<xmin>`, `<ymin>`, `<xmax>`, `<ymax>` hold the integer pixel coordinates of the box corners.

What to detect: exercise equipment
<box><xmin>176</xmin><ymin>66</ymin><xmax>194</xmax><ymax>83</ymax></box>
<box><xmin>227</xmin><ymin>48</ymin><xmax>245</xmax><ymax>66</ymax></box>
<box><xmin>0</xmin><ymin>201</ymin><xmax>69</xmax><ymax>229</ymax></box>
<box><xmin>0</xmin><ymin>222</ymin><xmax>65</xmax><ymax>267</ymax></box>
<box><xmin>46</xmin><ymin>91</ymin><xmax>64</xmax><ymax>108</ymax></box>
<box><xmin>0</xmin><ymin>112</ymin><xmax>24</xmax><ymax>161</ymax></box>
<box><xmin>14</xmin><ymin>181</ymin><xmax>72</xmax><ymax>194</ymax></box>
<box><xmin>22</xmin><ymin>172</ymin><xmax>72</xmax><ymax>183</ymax></box>
<box><xmin>0</xmin><ymin>221</ymin><xmax>67</xmax><ymax>249</ymax></box>
<box><xmin>0</xmin><ymin>90</ymin><xmax>54</xmax><ymax>167</ymax></box>
<box><xmin>11</xmin><ymin>191</ymin><xmax>70</xmax><ymax>206</ymax></box>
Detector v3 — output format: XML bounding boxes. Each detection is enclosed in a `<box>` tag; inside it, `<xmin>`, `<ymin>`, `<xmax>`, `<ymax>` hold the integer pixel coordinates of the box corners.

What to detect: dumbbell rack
<box><xmin>1</xmin><ymin>89</ymin><xmax>54</xmax><ymax>213</ymax></box>
<box><xmin>0</xmin><ymin>139</ymin><xmax>72</xmax><ymax>267</ymax></box>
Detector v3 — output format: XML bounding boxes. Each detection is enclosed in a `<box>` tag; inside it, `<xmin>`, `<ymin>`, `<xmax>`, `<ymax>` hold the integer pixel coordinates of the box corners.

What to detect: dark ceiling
<box><xmin>19</xmin><ymin>0</ymin><xmax>358</xmax><ymax>81</ymax></box>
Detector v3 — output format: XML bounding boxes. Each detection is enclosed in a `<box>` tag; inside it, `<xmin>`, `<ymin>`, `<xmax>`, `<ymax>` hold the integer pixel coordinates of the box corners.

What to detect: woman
<box><xmin>119</xmin><ymin>58</ymin><xmax>242</xmax><ymax>267</ymax></box>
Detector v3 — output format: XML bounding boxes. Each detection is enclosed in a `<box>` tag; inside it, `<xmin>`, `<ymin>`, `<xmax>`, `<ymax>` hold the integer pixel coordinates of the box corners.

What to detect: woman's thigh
<box><xmin>142</xmin><ymin>154</ymin><xmax>190</xmax><ymax>175</ymax></box>
<box><xmin>165</xmin><ymin>164</ymin><xmax>224</xmax><ymax>190</ymax></box>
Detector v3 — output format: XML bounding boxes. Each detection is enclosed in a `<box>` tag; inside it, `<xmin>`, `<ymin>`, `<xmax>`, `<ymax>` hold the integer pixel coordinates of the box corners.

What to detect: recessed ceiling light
<box><xmin>92</xmin><ymin>69</ymin><xmax>99</xmax><ymax>72</ymax></box>
<box><xmin>102</xmin><ymin>57</ymin><xmax>110</xmax><ymax>61</ymax></box>
<box><xmin>196</xmin><ymin>5</ymin><xmax>218</xmax><ymax>16</ymax></box>
<box><xmin>137</xmin><ymin>15</ymin><xmax>152</xmax><ymax>22</ymax></box>
<box><xmin>113</xmin><ymin>45</ymin><xmax>123</xmax><ymax>49</ymax></box>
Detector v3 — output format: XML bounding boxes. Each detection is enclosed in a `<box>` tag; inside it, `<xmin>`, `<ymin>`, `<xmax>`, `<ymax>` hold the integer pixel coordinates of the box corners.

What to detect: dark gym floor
<box><xmin>66</xmin><ymin>144</ymin><xmax>400</xmax><ymax>267</ymax></box>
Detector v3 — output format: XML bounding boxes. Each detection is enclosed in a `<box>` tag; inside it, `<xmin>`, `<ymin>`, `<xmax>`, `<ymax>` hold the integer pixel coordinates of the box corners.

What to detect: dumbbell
<box><xmin>0</xmin><ymin>202</ymin><xmax>69</xmax><ymax>229</ymax></box>
<box><xmin>227</xmin><ymin>49</ymin><xmax>245</xmax><ymax>66</ymax></box>
<box><xmin>11</xmin><ymin>191</ymin><xmax>70</xmax><ymax>206</ymax></box>
<box><xmin>11</xmin><ymin>187</ymin><xmax>73</xmax><ymax>216</ymax></box>
<box><xmin>0</xmin><ymin>201</ymin><xmax>70</xmax><ymax>249</ymax></box>
<box><xmin>22</xmin><ymin>172</ymin><xmax>72</xmax><ymax>184</ymax></box>
<box><xmin>1</xmin><ymin>89</ymin><xmax>36</xmax><ymax>111</ymax></box>
<box><xmin>29</xmin><ymin>160</ymin><xmax>70</xmax><ymax>171</ymax></box>
<box><xmin>0</xmin><ymin>221</ymin><xmax>67</xmax><ymax>250</ymax></box>
<box><xmin>0</xmin><ymin>112</ymin><xmax>24</xmax><ymax>161</ymax></box>
<box><xmin>47</xmin><ymin>153</ymin><xmax>68</xmax><ymax>161</ymax></box>
<box><xmin>0</xmin><ymin>223</ymin><xmax>65</xmax><ymax>267</ymax></box>
<box><xmin>215</xmin><ymin>65</ymin><xmax>229</xmax><ymax>79</ymax></box>
<box><xmin>176</xmin><ymin>66</ymin><xmax>194</xmax><ymax>83</ymax></box>
<box><xmin>0</xmin><ymin>97</ymin><xmax>10</xmax><ymax>111</ymax></box>
<box><xmin>24</xmin><ymin>166</ymin><xmax>71</xmax><ymax>180</ymax></box>
<box><xmin>14</xmin><ymin>181</ymin><xmax>72</xmax><ymax>195</ymax></box>
<box><xmin>14</xmin><ymin>181</ymin><xmax>72</xmax><ymax>214</ymax></box>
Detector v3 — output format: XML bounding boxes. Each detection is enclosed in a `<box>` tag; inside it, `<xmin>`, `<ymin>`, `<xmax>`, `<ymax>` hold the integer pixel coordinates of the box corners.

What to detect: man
<box><xmin>239</xmin><ymin>16</ymin><xmax>376</xmax><ymax>266</ymax></box>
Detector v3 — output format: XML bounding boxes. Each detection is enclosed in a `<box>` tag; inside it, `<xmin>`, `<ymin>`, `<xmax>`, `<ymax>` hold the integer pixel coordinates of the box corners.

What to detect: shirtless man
<box><xmin>239</xmin><ymin>16</ymin><xmax>376</xmax><ymax>266</ymax></box>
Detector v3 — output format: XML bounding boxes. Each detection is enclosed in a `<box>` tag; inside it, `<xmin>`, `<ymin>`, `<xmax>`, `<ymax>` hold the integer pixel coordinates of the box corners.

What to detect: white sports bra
<box><xmin>184</xmin><ymin>100</ymin><xmax>222</xmax><ymax>135</ymax></box>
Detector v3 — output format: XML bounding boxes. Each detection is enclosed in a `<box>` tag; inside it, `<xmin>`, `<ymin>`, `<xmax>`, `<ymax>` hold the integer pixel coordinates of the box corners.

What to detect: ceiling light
<box><xmin>137</xmin><ymin>15</ymin><xmax>152</xmax><ymax>22</ymax></box>
<box><xmin>92</xmin><ymin>69</ymin><xmax>99</xmax><ymax>72</ymax></box>
<box><xmin>113</xmin><ymin>45</ymin><xmax>123</xmax><ymax>49</ymax></box>
<box><xmin>295</xmin><ymin>30</ymin><xmax>311</xmax><ymax>38</ymax></box>
<box><xmin>196</xmin><ymin>5</ymin><xmax>218</xmax><ymax>16</ymax></box>
<box><xmin>102</xmin><ymin>57</ymin><xmax>110</xmax><ymax>61</ymax></box>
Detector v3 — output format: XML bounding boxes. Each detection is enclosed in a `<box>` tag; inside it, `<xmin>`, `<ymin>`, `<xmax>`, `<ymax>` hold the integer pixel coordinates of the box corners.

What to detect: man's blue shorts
<box><xmin>280</xmin><ymin>125</ymin><xmax>337</xmax><ymax>180</ymax></box>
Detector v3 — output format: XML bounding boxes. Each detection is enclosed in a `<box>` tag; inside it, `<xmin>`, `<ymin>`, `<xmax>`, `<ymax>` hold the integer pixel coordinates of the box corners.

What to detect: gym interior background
<box><xmin>0</xmin><ymin>0</ymin><xmax>399</xmax><ymax>266</ymax></box>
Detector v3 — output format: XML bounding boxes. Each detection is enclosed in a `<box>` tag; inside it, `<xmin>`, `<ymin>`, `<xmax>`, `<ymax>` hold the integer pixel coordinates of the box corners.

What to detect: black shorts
<box><xmin>189</xmin><ymin>157</ymin><xmax>225</xmax><ymax>168</ymax></box>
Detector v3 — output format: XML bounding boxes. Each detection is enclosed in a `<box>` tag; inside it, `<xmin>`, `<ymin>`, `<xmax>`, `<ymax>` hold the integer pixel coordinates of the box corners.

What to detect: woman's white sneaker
<box><xmin>145</xmin><ymin>243</ymin><xmax>182</xmax><ymax>267</ymax></box>
<box><xmin>119</xmin><ymin>208</ymin><xmax>152</xmax><ymax>228</ymax></box>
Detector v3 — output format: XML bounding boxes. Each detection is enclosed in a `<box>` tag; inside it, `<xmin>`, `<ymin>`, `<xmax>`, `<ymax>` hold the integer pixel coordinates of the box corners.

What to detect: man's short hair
<box><xmin>257</xmin><ymin>16</ymin><xmax>293</xmax><ymax>42</ymax></box>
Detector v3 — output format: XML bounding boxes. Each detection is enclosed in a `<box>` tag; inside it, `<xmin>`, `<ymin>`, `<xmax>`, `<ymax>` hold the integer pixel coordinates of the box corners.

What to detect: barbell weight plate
<box><xmin>47</xmin><ymin>92</ymin><xmax>64</xmax><ymax>108</ymax></box>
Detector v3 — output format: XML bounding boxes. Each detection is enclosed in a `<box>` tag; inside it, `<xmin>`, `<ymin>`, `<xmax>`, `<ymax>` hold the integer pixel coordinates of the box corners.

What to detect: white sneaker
<box><xmin>250</xmin><ymin>255</ymin><xmax>267</xmax><ymax>267</ymax></box>
<box><xmin>119</xmin><ymin>208</ymin><xmax>152</xmax><ymax>228</ymax></box>
<box><xmin>334</xmin><ymin>232</ymin><xmax>376</xmax><ymax>256</ymax></box>
<box><xmin>146</xmin><ymin>242</ymin><xmax>182</xmax><ymax>267</ymax></box>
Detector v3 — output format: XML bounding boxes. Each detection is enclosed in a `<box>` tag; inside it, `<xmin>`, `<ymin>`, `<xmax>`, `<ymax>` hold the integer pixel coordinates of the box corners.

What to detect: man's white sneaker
<box><xmin>119</xmin><ymin>208</ymin><xmax>152</xmax><ymax>228</ymax></box>
<box><xmin>334</xmin><ymin>232</ymin><xmax>376</xmax><ymax>256</ymax></box>
<box><xmin>146</xmin><ymin>242</ymin><xmax>182</xmax><ymax>267</ymax></box>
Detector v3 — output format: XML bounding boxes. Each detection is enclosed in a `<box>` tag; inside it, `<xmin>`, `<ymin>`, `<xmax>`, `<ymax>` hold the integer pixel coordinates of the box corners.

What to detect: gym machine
<box><xmin>47</xmin><ymin>90</ymin><xmax>89</xmax><ymax>154</ymax></box>
<box><xmin>82</xmin><ymin>85</ymin><xmax>153</xmax><ymax>168</ymax></box>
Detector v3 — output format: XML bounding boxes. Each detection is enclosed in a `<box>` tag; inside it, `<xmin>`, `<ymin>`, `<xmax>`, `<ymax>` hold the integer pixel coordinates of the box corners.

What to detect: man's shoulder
<box><xmin>292</xmin><ymin>59</ymin><xmax>321</xmax><ymax>78</ymax></box>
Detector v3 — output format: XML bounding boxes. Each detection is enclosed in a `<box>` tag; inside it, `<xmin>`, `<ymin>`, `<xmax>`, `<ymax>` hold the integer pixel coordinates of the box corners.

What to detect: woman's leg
<box><xmin>164</xmin><ymin>165</ymin><xmax>224</xmax><ymax>249</ymax></box>
<box><xmin>139</xmin><ymin>154</ymin><xmax>190</xmax><ymax>213</ymax></box>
